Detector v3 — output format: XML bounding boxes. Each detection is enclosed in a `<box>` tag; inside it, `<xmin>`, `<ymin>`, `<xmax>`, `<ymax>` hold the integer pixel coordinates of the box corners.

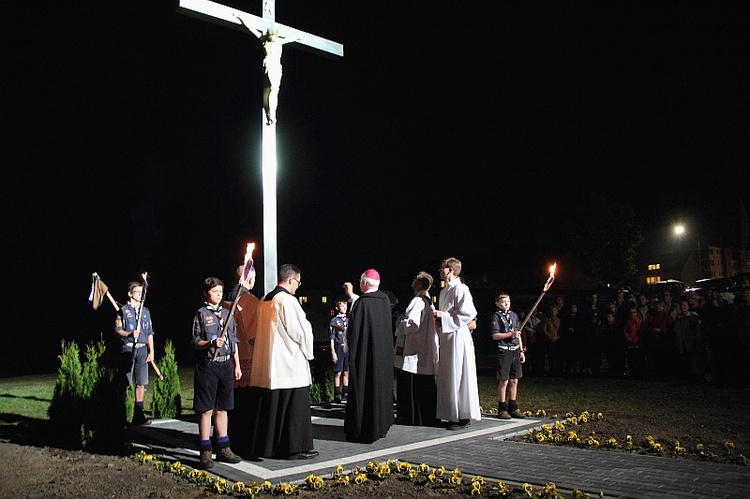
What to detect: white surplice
<box><xmin>394</xmin><ymin>293</ymin><xmax>438</xmax><ymax>375</ymax></box>
<box><xmin>435</xmin><ymin>279</ymin><xmax>481</xmax><ymax>422</ymax></box>
<box><xmin>251</xmin><ymin>289</ymin><xmax>314</xmax><ymax>390</ymax></box>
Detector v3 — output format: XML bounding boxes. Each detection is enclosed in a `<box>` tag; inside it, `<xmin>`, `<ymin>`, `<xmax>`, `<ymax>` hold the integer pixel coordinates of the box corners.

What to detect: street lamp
<box><xmin>674</xmin><ymin>224</ymin><xmax>704</xmax><ymax>278</ymax></box>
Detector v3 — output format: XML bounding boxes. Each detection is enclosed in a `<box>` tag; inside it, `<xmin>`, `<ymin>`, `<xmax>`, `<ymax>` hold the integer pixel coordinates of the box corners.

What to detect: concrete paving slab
<box><xmin>128</xmin><ymin>404</ymin><xmax>750</xmax><ymax>498</ymax></box>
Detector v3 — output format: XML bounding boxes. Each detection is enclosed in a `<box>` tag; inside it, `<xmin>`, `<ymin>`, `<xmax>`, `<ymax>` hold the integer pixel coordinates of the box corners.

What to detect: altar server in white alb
<box><xmin>394</xmin><ymin>271</ymin><xmax>440</xmax><ymax>427</ymax></box>
<box><xmin>433</xmin><ymin>257</ymin><xmax>481</xmax><ymax>430</ymax></box>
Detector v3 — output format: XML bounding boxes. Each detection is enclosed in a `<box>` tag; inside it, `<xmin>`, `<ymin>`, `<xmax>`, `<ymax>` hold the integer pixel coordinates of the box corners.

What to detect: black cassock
<box><xmin>345</xmin><ymin>290</ymin><xmax>395</xmax><ymax>443</ymax></box>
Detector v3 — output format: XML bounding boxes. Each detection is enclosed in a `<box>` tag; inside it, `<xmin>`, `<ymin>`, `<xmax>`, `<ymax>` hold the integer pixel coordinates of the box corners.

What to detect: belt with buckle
<box><xmin>213</xmin><ymin>355</ymin><xmax>230</xmax><ymax>362</ymax></box>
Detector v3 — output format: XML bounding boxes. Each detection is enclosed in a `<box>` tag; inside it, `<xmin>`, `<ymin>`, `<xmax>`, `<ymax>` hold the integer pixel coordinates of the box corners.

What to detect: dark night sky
<box><xmin>3</xmin><ymin>1</ymin><xmax>748</xmax><ymax>374</ymax></box>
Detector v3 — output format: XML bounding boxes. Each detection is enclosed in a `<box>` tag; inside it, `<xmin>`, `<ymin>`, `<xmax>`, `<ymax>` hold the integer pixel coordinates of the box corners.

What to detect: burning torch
<box><xmin>213</xmin><ymin>243</ymin><xmax>255</xmax><ymax>361</ymax></box>
<box><xmin>518</xmin><ymin>263</ymin><xmax>557</xmax><ymax>334</ymax></box>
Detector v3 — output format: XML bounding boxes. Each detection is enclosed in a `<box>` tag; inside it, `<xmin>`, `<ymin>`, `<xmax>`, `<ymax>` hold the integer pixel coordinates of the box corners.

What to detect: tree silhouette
<box><xmin>566</xmin><ymin>194</ymin><xmax>643</xmax><ymax>287</ymax></box>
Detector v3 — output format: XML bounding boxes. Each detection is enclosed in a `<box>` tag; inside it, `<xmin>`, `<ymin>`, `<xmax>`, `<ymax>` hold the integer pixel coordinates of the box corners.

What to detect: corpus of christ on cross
<box><xmin>177</xmin><ymin>0</ymin><xmax>344</xmax><ymax>294</ymax></box>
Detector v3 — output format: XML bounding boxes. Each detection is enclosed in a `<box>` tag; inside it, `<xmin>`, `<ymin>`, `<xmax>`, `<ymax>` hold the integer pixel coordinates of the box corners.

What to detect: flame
<box><xmin>240</xmin><ymin>243</ymin><xmax>256</xmax><ymax>286</ymax></box>
<box><xmin>244</xmin><ymin>242</ymin><xmax>255</xmax><ymax>267</ymax></box>
<box><xmin>543</xmin><ymin>263</ymin><xmax>557</xmax><ymax>292</ymax></box>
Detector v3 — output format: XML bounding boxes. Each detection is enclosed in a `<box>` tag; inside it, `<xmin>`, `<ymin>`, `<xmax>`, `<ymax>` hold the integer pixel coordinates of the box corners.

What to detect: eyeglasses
<box><xmin>290</xmin><ymin>277</ymin><xmax>301</xmax><ymax>287</ymax></box>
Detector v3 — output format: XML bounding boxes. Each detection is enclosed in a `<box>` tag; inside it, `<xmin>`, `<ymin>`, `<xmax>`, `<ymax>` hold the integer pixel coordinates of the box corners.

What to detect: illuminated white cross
<box><xmin>178</xmin><ymin>0</ymin><xmax>343</xmax><ymax>293</ymax></box>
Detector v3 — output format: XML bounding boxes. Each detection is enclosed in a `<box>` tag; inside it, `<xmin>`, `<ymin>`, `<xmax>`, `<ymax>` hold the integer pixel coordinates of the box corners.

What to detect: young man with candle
<box><xmin>490</xmin><ymin>291</ymin><xmax>526</xmax><ymax>419</ymax></box>
<box><xmin>192</xmin><ymin>277</ymin><xmax>242</xmax><ymax>469</ymax></box>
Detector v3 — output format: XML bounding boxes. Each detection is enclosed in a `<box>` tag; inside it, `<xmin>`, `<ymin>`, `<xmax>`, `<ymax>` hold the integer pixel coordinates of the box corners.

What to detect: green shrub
<box><xmin>48</xmin><ymin>341</ymin><xmax>85</xmax><ymax>449</ymax></box>
<box><xmin>151</xmin><ymin>340</ymin><xmax>182</xmax><ymax>419</ymax></box>
<box><xmin>51</xmin><ymin>340</ymin><xmax>82</xmax><ymax>404</ymax></box>
<box><xmin>84</xmin><ymin>367</ymin><xmax>126</xmax><ymax>454</ymax></box>
<box><xmin>309</xmin><ymin>382</ymin><xmax>322</xmax><ymax>404</ymax></box>
<box><xmin>48</xmin><ymin>339</ymin><xmax>125</xmax><ymax>452</ymax></box>
<box><xmin>309</xmin><ymin>369</ymin><xmax>334</xmax><ymax>404</ymax></box>
<box><xmin>323</xmin><ymin>370</ymin><xmax>334</xmax><ymax>402</ymax></box>
<box><xmin>81</xmin><ymin>340</ymin><xmax>105</xmax><ymax>398</ymax></box>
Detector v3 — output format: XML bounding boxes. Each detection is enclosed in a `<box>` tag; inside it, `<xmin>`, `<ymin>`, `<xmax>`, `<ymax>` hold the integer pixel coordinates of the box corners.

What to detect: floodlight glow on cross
<box><xmin>177</xmin><ymin>0</ymin><xmax>343</xmax><ymax>294</ymax></box>
<box><xmin>262</xmin><ymin>121</ymin><xmax>278</xmax><ymax>294</ymax></box>
<box><xmin>179</xmin><ymin>0</ymin><xmax>237</xmax><ymax>23</ymax></box>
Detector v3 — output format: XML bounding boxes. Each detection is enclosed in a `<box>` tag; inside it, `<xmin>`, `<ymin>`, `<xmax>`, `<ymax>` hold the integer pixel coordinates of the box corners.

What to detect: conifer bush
<box><xmin>323</xmin><ymin>369</ymin><xmax>334</xmax><ymax>402</ymax></box>
<box><xmin>309</xmin><ymin>382</ymin><xmax>322</xmax><ymax>404</ymax></box>
<box><xmin>48</xmin><ymin>340</ymin><xmax>85</xmax><ymax>449</ymax></box>
<box><xmin>81</xmin><ymin>340</ymin><xmax>105</xmax><ymax>398</ymax></box>
<box><xmin>309</xmin><ymin>369</ymin><xmax>334</xmax><ymax>404</ymax></box>
<box><xmin>151</xmin><ymin>340</ymin><xmax>182</xmax><ymax>419</ymax></box>
<box><xmin>48</xmin><ymin>339</ymin><xmax>125</xmax><ymax>452</ymax></box>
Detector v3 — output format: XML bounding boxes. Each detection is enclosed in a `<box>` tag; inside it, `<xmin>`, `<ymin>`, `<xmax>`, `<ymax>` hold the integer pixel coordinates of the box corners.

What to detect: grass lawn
<box><xmin>2</xmin><ymin>366</ymin><xmax>748</xmax><ymax>465</ymax></box>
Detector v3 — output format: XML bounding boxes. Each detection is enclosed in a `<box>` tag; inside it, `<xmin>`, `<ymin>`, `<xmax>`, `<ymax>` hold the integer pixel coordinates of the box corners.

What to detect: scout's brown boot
<box><xmin>200</xmin><ymin>450</ymin><xmax>214</xmax><ymax>469</ymax></box>
<box><xmin>217</xmin><ymin>447</ymin><xmax>242</xmax><ymax>464</ymax></box>
<box><xmin>497</xmin><ymin>410</ymin><xmax>512</xmax><ymax>420</ymax></box>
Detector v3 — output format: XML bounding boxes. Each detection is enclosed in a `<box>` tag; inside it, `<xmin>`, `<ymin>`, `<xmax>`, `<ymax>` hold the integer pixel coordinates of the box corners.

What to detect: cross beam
<box><xmin>177</xmin><ymin>0</ymin><xmax>343</xmax><ymax>57</ymax></box>
<box><xmin>177</xmin><ymin>0</ymin><xmax>343</xmax><ymax>294</ymax></box>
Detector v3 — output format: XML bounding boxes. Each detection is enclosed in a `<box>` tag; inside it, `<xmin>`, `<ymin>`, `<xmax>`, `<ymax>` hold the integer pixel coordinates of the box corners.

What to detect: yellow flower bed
<box><xmin>134</xmin><ymin>451</ymin><xmax>611</xmax><ymax>497</ymax></box>
<box><xmin>134</xmin><ymin>408</ymin><xmax>748</xmax><ymax>498</ymax></box>
<box><xmin>520</xmin><ymin>410</ymin><xmax>747</xmax><ymax>465</ymax></box>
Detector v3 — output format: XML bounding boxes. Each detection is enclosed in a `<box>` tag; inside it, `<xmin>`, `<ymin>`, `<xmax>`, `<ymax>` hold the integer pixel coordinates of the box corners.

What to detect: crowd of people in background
<box><xmin>516</xmin><ymin>279</ymin><xmax>750</xmax><ymax>387</ymax></box>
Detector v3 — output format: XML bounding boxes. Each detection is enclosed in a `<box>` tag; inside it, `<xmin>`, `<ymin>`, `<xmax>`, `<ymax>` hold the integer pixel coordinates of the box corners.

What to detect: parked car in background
<box><xmin>729</xmin><ymin>272</ymin><xmax>750</xmax><ymax>290</ymax></box>
<box><xmin>640</xmin><ymin>279</ymin><xmax>685</xmax><ymax>304</ymax></box>
<box><xmin>685</xmin><ymin>277</ymin><xmax>732</xmax><ymax>299</ymax></box>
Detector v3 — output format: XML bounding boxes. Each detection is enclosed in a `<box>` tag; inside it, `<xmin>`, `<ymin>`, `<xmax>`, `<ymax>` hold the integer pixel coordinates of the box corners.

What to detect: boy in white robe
<box><xmin>434</xmin><ymin>257</ymin><xmax>481</xmax><ymax>430</ymax></box>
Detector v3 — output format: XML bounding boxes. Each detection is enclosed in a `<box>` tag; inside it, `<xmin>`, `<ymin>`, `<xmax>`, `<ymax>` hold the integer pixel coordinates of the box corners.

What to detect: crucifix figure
<box><xmin>177</xmin><ymin>0</ymin><xmax>343</xmax><ymax>293</ymax></box>
<box><xmin>234</xmin><ymin>13</ymin><xmax>299</xmax><ymax>126</ymax></box>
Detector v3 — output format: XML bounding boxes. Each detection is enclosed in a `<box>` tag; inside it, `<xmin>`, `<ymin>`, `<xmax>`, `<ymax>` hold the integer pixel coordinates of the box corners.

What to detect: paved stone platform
<box><xmin>129</xmin><ymin>404</ymin><xmax>750</xmax><ymax>498</ymax></box>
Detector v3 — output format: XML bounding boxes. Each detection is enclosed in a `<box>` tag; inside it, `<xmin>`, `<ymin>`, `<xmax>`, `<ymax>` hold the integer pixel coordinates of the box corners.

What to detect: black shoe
<box><xmin>130</xmin><ymin>406</ymin><xmax>151</xmax><ymax>426</ymax></box>
<box><xmin>131</xmin><ymin>412</ymin><xmax>150</xmax><ymax>426</ymax></box>
<box><xmin>446</xmin><ymin>419</ymin><xmax>471</xmax><ymax>431</ymax></box>
<box><xmin>285</xmin><ymin>450</ymin><xmax>319</xmax><ymax>460</ymax></box>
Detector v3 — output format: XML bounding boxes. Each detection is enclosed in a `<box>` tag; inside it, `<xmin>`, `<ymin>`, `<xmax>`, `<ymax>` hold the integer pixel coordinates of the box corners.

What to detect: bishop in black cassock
<box><xmin>344</xmin><ymin>269</ymin><xmax>395</xmax><ymax>443</ymax></box>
